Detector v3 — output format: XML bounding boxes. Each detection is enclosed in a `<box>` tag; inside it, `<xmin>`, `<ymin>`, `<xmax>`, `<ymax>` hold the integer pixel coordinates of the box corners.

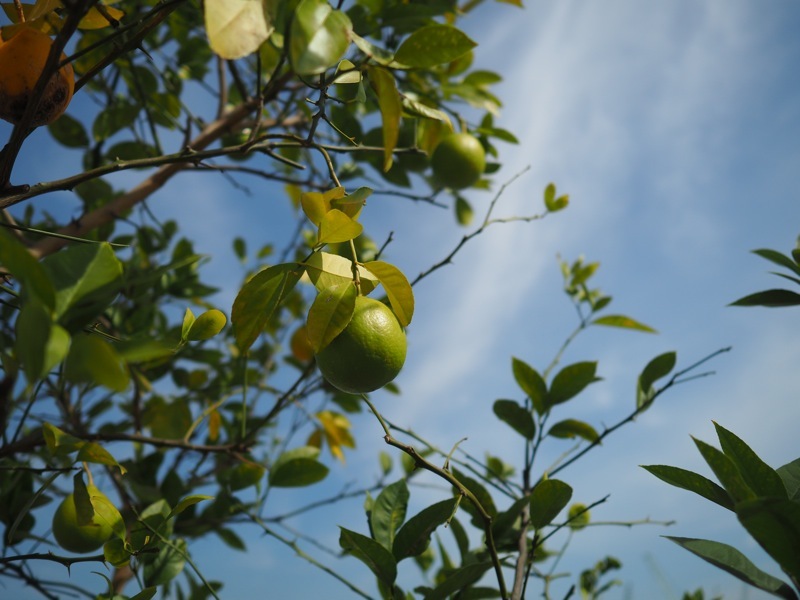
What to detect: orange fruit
<box><xmin>290</xmin><ymin>324</ymin><xmax>314</xmax><ymax>362</ymax></box>
<box><xmin>315</xmin><ymin>296</ymin><xmax>406</xmax><ymax>394</ymax></box>
<box><xmin>0</xmin><ymin>27</ymin><xmax>75</xmax><ymax>127</ymax></box>
<box><xmin>431</xmin><ymin>132</ymin><xmax>486</xmax><ymax>190</ymax></box>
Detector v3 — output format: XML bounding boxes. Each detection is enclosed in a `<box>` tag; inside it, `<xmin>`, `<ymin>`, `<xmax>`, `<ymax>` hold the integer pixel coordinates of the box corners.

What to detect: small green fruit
<box><xmin>430</xmin><ymin>133</ymin><xmax>486</xmax><ymax>190</ymax></box>
<box><xmin>52</xmin><ymin>486</ymin><xmax>119</xmax><ymax>553</ymax></box>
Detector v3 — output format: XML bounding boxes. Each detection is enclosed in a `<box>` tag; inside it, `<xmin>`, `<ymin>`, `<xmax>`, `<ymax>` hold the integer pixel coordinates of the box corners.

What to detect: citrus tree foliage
<box><xmin>644</xmin><ymin>238</ymin><xmax>800</xmax><ymax>600</ymax></box>
<box><xmin>0</xmin><ymin>1</ymin><xmax>716</xmax><ymax>599</ymax></box>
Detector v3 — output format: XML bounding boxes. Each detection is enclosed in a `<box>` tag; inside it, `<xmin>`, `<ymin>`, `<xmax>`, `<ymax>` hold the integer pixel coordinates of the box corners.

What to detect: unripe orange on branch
<box><xmin>0</xmin><ymin>27</ymin><xmax>74</xmax><ymax>127</ymax></box>
<box><xmin>430</xmin><ymin>132</ymin><xmax>486</xmax><ymax>190</ymax></box>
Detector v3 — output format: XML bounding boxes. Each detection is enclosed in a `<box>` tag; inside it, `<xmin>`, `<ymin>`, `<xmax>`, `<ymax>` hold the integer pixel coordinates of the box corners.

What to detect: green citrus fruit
<box><xmin>52</xmin><ymin>486</ymin><xmax>118</xmax><ymax>553</ymax></box>
<box><xmin>315</xmin><ymin>296</ymin><xmax>407</xmax><ymax>394</ymax></box>
<box><xmin>430</xmin><ymin>132</ymin><xmax>486</xmax><ymax>190</ymax></box>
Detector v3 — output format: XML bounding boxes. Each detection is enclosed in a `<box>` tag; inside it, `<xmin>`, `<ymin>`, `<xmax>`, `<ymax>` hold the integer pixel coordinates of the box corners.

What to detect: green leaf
<box><xmin>269</xmin><ymin>446</ymin><xmax>329</xmax><ymax>487</ymax></box>
<box><xmin>363</xmin><ymin>260</ymin><xmax>414</xmax><ymax>327</ymax></box>
<box><xmin>393</xmin><ymin>498</ymin><xmax>458</xmax><ymax>562</ymax></box>
<box><xmin>491</xmin><ymin>495</ymin><xmax>530</xmax><ymax>541</ymax></box>
<box><xmin>591</xmin><ymin>314</ymin><xmax>656</xmax><ymax>333</ymax></box>
<box><xmin>303</xmin><ymin>251</ymin><xmax>378</xmax><ymax>294</ymax></box>
<box><xmin>317</xmin><ymin>209</ymin><xmax>363</xmax><ymax>245</ymax></box>
<box><xmin>492</xmin><ymin>399</ymin><xmax>535</xmax><ymax>440</ymax></box>
<box><xmin>641</xmin><ymin>465</ymin><xmax>734</xmax><ymax>511</ymax></box>
<box><xmin>547</xmin><ymin>419</ymin><xmax>599</xmax><ymax>443</ymax></box>
<box><xmin>421</xmin><ymin>562</ymin><xmax>492</xmax><ymax>600</ymax></box>
<box><xmin>216</xmin><ymin>527</ymin><xmax>246</xmax><ymax>550</ymax></box>
<box><xmin>777</xmin><ymin>458</ymin><xmax>800</xmax><ymax>502</ymax></box>
<box><xmin>339</xmin><ymin>527</ymin><xmax>397</xmax><ymax>587</ymax></box>
<box><xmin>637</xmin><ymin>351</ymin><xmax>677</xmax><ymax>410</ymax></box>
<box><xmin>452</xmin><ymin>468</ymin><xmax>496</xmax><ymax>525</ymax></box>
<box><xmin>371</xmin><ymin>479</ymin><xmax>409</xmax><ymax>551</ymax></box>
<box><xmin>306</xmin><ymin>282</ymin><xmax>357</xmax><ymax>353</ymax></box>
<box><xmin>168</xmin><ymin>495</ymin><xmax>214</xmax><ymax>520</ymax></box>
<box><xmin>730</xmin><ymin>289</ymin><xmax>800</xmax><ymax>307</ymax></box>
<box><xmin>290</xmin><ymin>0</ymin><xmax>353</xmax><ymax>75</ymax></box>
<box><xmin>714</xmin><ymin>423</ymin><xmax>787</xmax><ymax>499</ymax></box>
<box><xmin>736</xmin><ymin>497</ymin><xmax>800</xmax><ymax>579</ymax></box>
<box><xmin>394</xmin><ymin>24</ymin><xmax>476</xmax><ymax>69</ymax></box>
<box><xmin>752</xmin><ymin>248</ymin><xmax>800</xmax><ymax>276</ymax></box>
<box><xmin>231</xmin><ymin>263</ymin><xmax>304</xmax><ymax>352</ymax></box>
<box><xmin>0</xmin><ymin>228</ymin><xmax>55</xmax><ymax>309</ymax></box>
<box><xmin>368</xmin><ymin>66</ymin><xmax>401</xmax><ymax>171</ymax></box>
<box><xmin>129</xmin><ymin>588</ymin><xmax>158</xmax><ymax>600</ymax></box>
<box><xmin>43</xmin><ymin>422</ymin><xmax>84</xmax><ymax>456</ymax></box>
<box><xmin>48</xmin><ymin>113</ymin><xmax>89</xmax><ymax>148</ymax></box>
<box><xmin>15</xmin><ymin>300</ymin><xmax>70</xmax><ymax>380</ymax></box>
<box><xmin>529</xmin><ymin>479</ymin><xmax>573</xmax><ymax>529</ymax></box>
<box><xmin>694</xmin><ymin>438</ymin><xmax>756</xmax><ymax>504</ymax></box>
<box><xmin>41</xmin><ymin>241</ymin><xmax>123</xmax><ymax>323</ymax></box>
<box><xmin>143</xmin><ymin>538</ymin><xmax>187</xmax><ymax>586</ymax></box>
<box><xmin>142</xmin><ymin>397</ymin><xmax>192</xmax><ymax>440</ymax></box>
<box><xmin>64</xmin><ymin>334</ymin><xmax>129</xmax><ymax>392</ymax></box>
<box><xmin>455</xmin><ymin>196</ymin><xmax>473</xmax><ymax>226</ymax></box>
<box><xmin>77</xmin><ymin>442</ymin><xmax>126</xmax><ymax>475</ymax></box>
<box><xmin>547</xmin><ymin>361</ymin><xmax>599</xmax><ymax>407</ymax></box>
<box><xmin>511</xmin><ymin>357</ymin><xmax>547</xmax><ymax>414</ymax></box>
<box><xmin>666</xmin><ymin>536</ymin><xmax>797</xmax><ymax>599</ymax></box>
<box><xmin>186</xmin><ymin>309</ymin><xmax>227</xmax><ymax>341</ymax></box>
<box><xmin>181</xmin><ymin>307</ymin><xmax>195</xmax><ymax>341</ymax></box>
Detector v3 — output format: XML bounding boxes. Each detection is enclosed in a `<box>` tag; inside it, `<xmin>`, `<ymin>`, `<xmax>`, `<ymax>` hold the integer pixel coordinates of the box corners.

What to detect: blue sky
<box><xmin>4</xmin><ymin>1</ymin><xmax>800</xmax><ymax>599</ymax></box>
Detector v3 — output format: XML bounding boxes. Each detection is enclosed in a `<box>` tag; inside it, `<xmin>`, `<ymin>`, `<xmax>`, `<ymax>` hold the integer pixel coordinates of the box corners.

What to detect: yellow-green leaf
<box><xmin>78</xmin><ymin>5</ymin><xmax>125</xmax><ymax>29</ymax></box>
<box><xmin>77</xmin><ymin>442</ymin><xmax>127</xmax><ymax>475</ymax></box>
<box><xmin>289</xmin><ymin>0</ymin><xmax>352</xmax><ymax>75</ymax></box>
<box><xmin>367</xmin><ymin>66</ymin><xmax>401</xmax><ymax>171</ymax></box>
<box><xmin>205</xmin><ymin>0</ymin><xmax>274</xmax><ymax>60</ymax></box>
<box><xmin>64</xmin><ymin>334</ymin><xmax>129</xmax><ymax>392</ymax></box>
<box><xmin>317</xmin><ymin>209</ymin><xmax>363</xmax><ymax>245</ymax></box>
<box><xmin>363</xmin><ymin>261</ymin><xmax>414</xmax><ymax>326</ymax></box>
<box><xmin>394</xmin><ymin>24</ymin><xmax>477</xmax><ymax>69</ymax></box>
<box><xmin>186</xmin><ymin>309</ymin><xmax>227</xmax><ymax>341</ymax></box>
<box><xmin>303</xmin><ymin>251</ymin><xmax>378</xmax><ymax>294</ymax></box>
<box><xmin>592</xmin><ymin>314</ymin><xmax>656</xmax><ymax>333</ymax></box>
<box><xmin>300</xmin><ymin>191</ymin><xmax>330</xmax><ymax>226</ymax></box>
<box><xmin>306</xmin><ymin>283</ymin><xmax>356</xmax><ymax>352</ymax></box>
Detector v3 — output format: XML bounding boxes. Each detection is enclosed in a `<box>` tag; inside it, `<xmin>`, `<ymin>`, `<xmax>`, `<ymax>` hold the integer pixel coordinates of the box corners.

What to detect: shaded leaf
<box><xmin>339</xmin><ymin>527</ymin><xmax>397</xmax><ymax>587</ymax></box>
<box><xmin>492</xmin><ymin>399</ymin><xmax>535</xmax><ymax>440</ymax></box>
<box><xmin>371</xmin><ymin>479</ymin><xmax>409</xmax><ymax>551</ymax></box>
<box><xmin>15</xmin><ymin>300</ymin><xmax>70</xmax><ymax>380</ymax></box>
<box><xmin>421</xmin><ymin>562</ymin><xmax>492</xmax><ymax>600</ymax></box>
<box><xmin>730</xmin><ymin>289</ymin><xmax>800</xmax><ymax>308</ymax></box>
<box><xmin>393</xmin><ymin>498</ymin><xmax>458</xmax><ymax>561</ymax></box>
<box><xmin>714</xmin><ymin>423</ymin><xmax>787</xmax><ymax>499</ymax></box>
<box><xmin>548</xmin><ymin>419</ymin><xmax>599</xmax><ymax>443</ymax></box>
<box><xmin>0</xmin><ymin>228</ymin><xmax>55</xmax><ymax>309</ymax></box>
<box><xmin>511</xmin><ymin>357</ymin><xmax>547</xmax><ymax>414</ymax></box>
<box><xmin>694</xmin><ymin>438</ymin><xmax>756</xmax><ymax>503</ymax></box>
<box><xmin>269</xmin><ymin>446</ymin><xmax>329</xmax><ymax>487</ymax></box>
<box><xmin>637</xmin><ymin>351</ymin><xmax>677</xmax><ymax>410</ymax></box>
<box><xmin>144</xmin><ymin>538</ymin><xmax>186</xmax><ymax>586</ymax></box>
<box><xmin>548</xmin><ymin>362</ymin><xmax>599</xmax><ymax>407</ymax></box>
<box><xmin>231</xmin><ymin>263</ymin><xmax>304</xmax><ymax>351</ymax></box>
<box><xmin>77</xmin><ymin>442</ymin><xmax>126</xmax><ymax>475</ymax></box>
<box><xmin>777</xmin><ymin>458</ymin><xmax>800</xmax><ymax>502</ymax></box>
<box><xmin>529</xmin><ymin>479</ymin><xmax>572</xmax><ymax>530</ymax></box>
<box><xmin>666</xmin><ymin>536</ymin><xmax>797</xmax><ymax>599</ymax></box>
<box><xmin>168</xmin><ymin>495</ymin><xmax>213</xmax><ymax>520</ymax></box>
<box><xmin>64</xmin><ymin>334</ymin><xmax>129</xmax><ymax>392</ymax></box>
<box><xmin>642</xmin><ymin>464</ymin><xmax>734</xmax><ymax>511</ymax></box>
<box><xmin>736</xmin><ymin>497</ymin><xmax>800</xmax><ymax>579</ymax></box>
<box><xmin>752</xmin><ymin>248</ymin><xmax>800</xmax><ymax>276</ymax></box>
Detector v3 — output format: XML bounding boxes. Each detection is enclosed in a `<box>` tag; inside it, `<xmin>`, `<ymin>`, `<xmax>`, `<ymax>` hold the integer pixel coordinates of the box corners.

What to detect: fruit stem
<box><xmin>13</xmin><ymin>0</ymin><xmax>24</xmax><ymax>23</ymax></box>
<box><xmin>83</xmin><ymin>462</ymin><xmax>94</xmax><ymax>487</ymax></box>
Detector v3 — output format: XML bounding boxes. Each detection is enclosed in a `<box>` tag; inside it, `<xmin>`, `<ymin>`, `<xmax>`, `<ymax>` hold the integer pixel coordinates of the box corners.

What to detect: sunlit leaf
<box><xmin>77</xmin><ymin>442</ymin><xmax>127</xmax><ymax>475</ymax></box>
<box><xmin>306</xmin><ymin>282</ymin><xmax>356</xmax><ymax>352</ymax></box>
<box><xmin>394</xmin><ymin>24</ymin><xmax>476</xmax><ymax>69</ymax></box>
<box><xmin>316</xmin><ymin>411</ymin><xmax>355</xmax><ymax>463</ymax></box>
<box><xmin>592</xmin><ymin>314</ymin><xmax>656</xmax><ymax>333</ymax></box>
<box><xmin>205</xmin><ymin>0</ymin><xmax>273</xmax><ymax>60</ymax></box>
<box><xmin>64</xmin><ymin>334</ymin><xmax>129</xmax><ymax>392</ymax></box>
<box><xmin>290</xmin><ymin>0</ymin><xmax>352</xmax><ymax>75</ymax></box>
<box><xmin>186</xmin><ymin>309</ymin><xmax>227</xmax><ymax>341</ymax></box>
<box><xmin>367</xmin><ymin>66</ymin><xmax>401</xmax><ymax>171</ymax></box>
<box><xmin>362</xmin><ymin>261</ymin><xmax>414</xmax><ymax>326</ymax></box>
<box><xmin>317</xmin><ymin>209</ymin><xmax>363</xmax><ymax>245</ymax></box>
